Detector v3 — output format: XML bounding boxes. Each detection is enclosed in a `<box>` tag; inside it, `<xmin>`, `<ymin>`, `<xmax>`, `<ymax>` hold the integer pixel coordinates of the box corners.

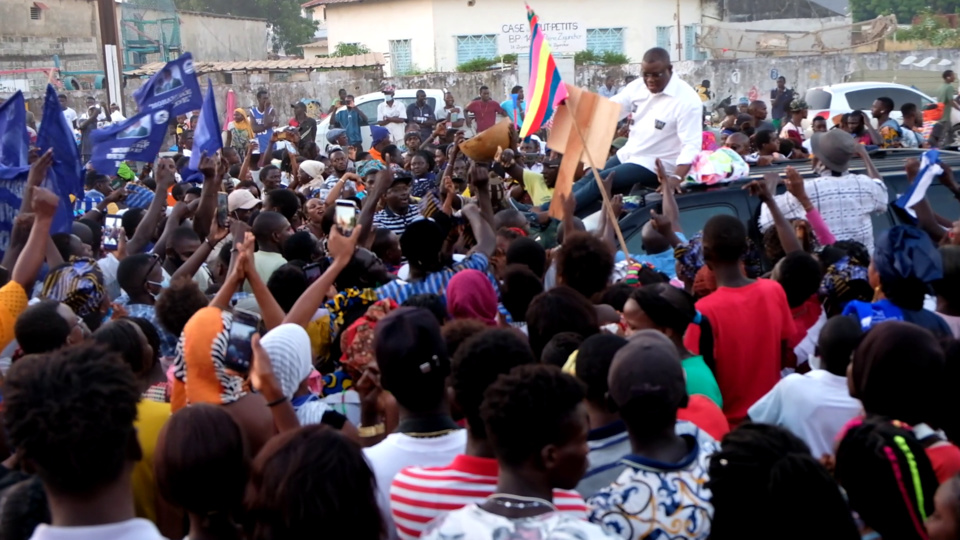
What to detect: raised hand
<box><xmin>27</xmin><ymin>149</ymin><xmax>53</xmax><ymax>188</ymax></box>
<box><xmin>30</xmin><ymin>186</ymin><xmax>59</xmax><ymax>220</ymax></box>
<box><xmin>328</xmin><ymin>224</ymin><xmax>362</xmax><ymax>261</ymax></box>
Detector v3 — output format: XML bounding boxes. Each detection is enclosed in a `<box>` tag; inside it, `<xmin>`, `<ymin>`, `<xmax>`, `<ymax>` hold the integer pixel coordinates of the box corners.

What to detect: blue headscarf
<box><xmin>873</xmin><ymin>225</ymin><xmax>942</xmax><ymax>285</ymax></box>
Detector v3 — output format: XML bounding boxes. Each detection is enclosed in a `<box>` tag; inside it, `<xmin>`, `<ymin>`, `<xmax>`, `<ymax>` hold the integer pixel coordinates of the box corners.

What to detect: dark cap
<box><xmin>374</xmin><ymin>307</ymin><xmax>450</xmax><ymax>394</ymax></box>
<box><xmin>608</xmin><ymin>330</ymin><xmax>686</xmax><ymax>410</ymax></box>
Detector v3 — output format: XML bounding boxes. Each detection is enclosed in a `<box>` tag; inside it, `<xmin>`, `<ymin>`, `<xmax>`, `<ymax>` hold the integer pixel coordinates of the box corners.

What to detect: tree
<box><xmin>330</xmin><ymin>43</ymin><xmax>371</xmax><ymax>57</ymax></box>
<box><xmin>851</xmin><ymin>0</ymin><xmax>960</xmax><ymax>22</ymax></box>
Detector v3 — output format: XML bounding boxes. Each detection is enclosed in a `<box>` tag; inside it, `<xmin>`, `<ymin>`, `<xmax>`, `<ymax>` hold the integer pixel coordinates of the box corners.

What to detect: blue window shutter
<box><xmin>389</xmin><ymin>39</ymin><xmax>412</xmax><ymax>74</ymax></box>
<box><xmin>656</xmin><ymin>26</ymin><xmax>671</xmax><ymax>51</ymax></box>
<box><xmin>586</xmin><ymin>28</ymin><xmax>624</xmax><ymax>54</ymax></box>
<box><xmin>456</xmin><ymin>35</ymin><xmax>498</xmax><ymax>65</ymax></box>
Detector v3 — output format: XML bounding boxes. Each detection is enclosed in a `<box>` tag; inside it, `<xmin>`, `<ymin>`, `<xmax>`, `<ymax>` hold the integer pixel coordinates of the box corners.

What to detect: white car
<box><xmin>315</xmin><ymin>88</ymin><xmax>446</xmax><ymax>150</ymax></box>
<box><xmin>803</xmin><ymin>82</ymin><xmax>958</xmax><ymax>127</ymax></box>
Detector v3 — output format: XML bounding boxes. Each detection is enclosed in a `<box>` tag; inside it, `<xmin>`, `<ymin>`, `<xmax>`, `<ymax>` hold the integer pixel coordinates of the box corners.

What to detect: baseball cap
<box><xmin>383</xmin><ymin>86</ymin><xmax>396</xmax><ymax>96</ymax></box>
<box><xmin>611</xmin><ymin>137</ymin><xmax>628</xmax><ymax>150</ymax></box>
<box><xmin>371</xmin><ymin>125</ymin><xmax>390</xmax><ymax>145</ymax></box>
<box><xmin>374</xmin><ymin>307</ymin><xmax>450</xmax><ymax>395</ymax></box>
<box><xmin>326</xmin><ymin>128</ymin><xmax>346</xmax><ymax>144</ymax></box>
<box><xmin>738</xmin><ymin>97</ymin><xmax>750</xmax><ymax>105</ymax></box>
<box><xmin>811</xmin><ymin>129</ymin><xmax>856</xmax><ymax>174</ymax></box>
<box><xmin>607</xmin><ymin>330</ymin><xmax>686</xmax><ymax>410</ymax></box>
<box><xmin>228</xmin><ymin>189</ymin><xmax>261</xmax><ymax>212</ymax></box>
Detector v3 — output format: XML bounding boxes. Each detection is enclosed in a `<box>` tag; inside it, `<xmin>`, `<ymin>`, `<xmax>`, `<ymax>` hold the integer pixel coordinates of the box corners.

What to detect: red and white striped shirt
<box><xmin>390</xmin><ymin>454</ymin><xmax>589</xmax><ymax>539</ymax></box>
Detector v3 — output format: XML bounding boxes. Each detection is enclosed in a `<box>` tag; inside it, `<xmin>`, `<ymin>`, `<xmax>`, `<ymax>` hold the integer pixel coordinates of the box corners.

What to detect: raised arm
<box><xmin>655</xmin><ymin>158</ymin><xmax>683</xmax><ymax>233</ymax></box>
<box><xmin>239</xmin><ymin>140</ymin><xmax>255</xmax><ymax>183</ymax></box>
<box><xmin>172</xmin><ymin>215</ymin><xmax>228</xmax><ymax>283</ymax></box>
<box><xmin>356</xmin><ymin>168</ymin><xmax>392</xmax><ymax>247</ymax></box>
<box><xmin>462</xmin><ymin>202</ymin><xmax>495</xmax><ymax>258</ymax></box>
<box><xmin>13</xmin><ymin>186</ymin><xmax>59</xmax><ymax>290</ymax></box>
<box><xmin>747</xmin><ymin>173</ymin><xmax>803</xmax><ymax>254</ymax></box>
<box><xmin>283</xmin><ymin>226</ymin><xmax>360</xmax><ymax>328</ymax></box>
<box><xmin>193</xmin><ymin>153</ymin><xmax>220</xmax><ymax>240</ymax></box>
<box><xmin>784</xmin><ymin>166</ymin><xmax>836</xmax><ymax>245</ymax></box>
<box><xmin>127</xmin><ymin>159</ymin><xmax>174</xmax><ymax>255</ymax></box>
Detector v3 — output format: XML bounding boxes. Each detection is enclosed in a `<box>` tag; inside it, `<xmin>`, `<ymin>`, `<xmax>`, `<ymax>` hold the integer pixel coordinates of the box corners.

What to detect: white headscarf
<box><xmin>260</xmin><ymin>324</ymin><xmax>330</xmax><ymax>425</ymax></box>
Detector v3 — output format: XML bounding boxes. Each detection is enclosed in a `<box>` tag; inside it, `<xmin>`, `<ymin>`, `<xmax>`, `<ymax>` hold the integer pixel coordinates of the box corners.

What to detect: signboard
<box><xmin>498</xmin><ymin>21</ymin><xmax>586</xmax><ymax>55</ymax></box>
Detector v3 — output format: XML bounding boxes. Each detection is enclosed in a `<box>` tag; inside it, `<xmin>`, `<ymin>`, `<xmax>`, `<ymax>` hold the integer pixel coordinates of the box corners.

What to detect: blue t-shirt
<box><xmin>617</xmin><ymin>232</ymin><xmax>687</xmax><ymax>279</ymax></box>
<box><xmin>335</xmin><ymin>109</ymin><xmax>363</xmax><ymax>145</ymax></box>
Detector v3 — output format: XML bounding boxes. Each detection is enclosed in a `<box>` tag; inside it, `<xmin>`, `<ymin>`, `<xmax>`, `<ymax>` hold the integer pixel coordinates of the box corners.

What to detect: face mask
<box><xmin>147</xmin><ymin>277</ymin><xmax>171</xmax><ymax>300</ymax></box>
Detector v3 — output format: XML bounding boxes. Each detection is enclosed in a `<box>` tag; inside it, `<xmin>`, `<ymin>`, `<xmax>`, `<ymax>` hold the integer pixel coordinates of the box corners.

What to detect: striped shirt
<box><xmin>373</xmin><ymin>206</ymin><xmax>423</xmax><ymax>236</ymax></box>
<box><xmin>391</xmin><ymin>454</ymin><xmax>589</xmax><ymax>539</ymax></box>
<box><xmin>376</xmin><ymin>253</ymin><xmax>495</xmax><ymax>306</ymax></box>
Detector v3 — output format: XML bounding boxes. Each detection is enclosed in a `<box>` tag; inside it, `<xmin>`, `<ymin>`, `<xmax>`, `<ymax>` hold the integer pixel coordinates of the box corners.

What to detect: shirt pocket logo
<box><xmin>655</xmin><ymin>120</ymin><xmax>666</xmax><ymax>130</ymax></box>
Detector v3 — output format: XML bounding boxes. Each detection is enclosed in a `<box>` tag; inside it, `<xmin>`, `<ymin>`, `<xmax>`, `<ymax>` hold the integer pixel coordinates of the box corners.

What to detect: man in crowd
<box><xmin>291</xmin><ymin>101</ymin><xmax>317</xmax><ymax>152</ymax></box>
<box><xmin>465</xmin><ymin>85</ymin><xmax>507</xmax><ymax>133</ymax></box>
<box><xmin>598</xmin><ymin>74</ymin><xmax>618</xmax><ymax>99</ymax></box>
<box><xmin>77</xmin><ymin>96</ymin><xmax>106</xmax><ymax>165</ymax></box>
<box><xmin>332</xmin><ymin>94</ymin><xmax>367</xmax><ymax>151</ymax></box>
<box><xmin>750</xmin><ymin>100</ymin><xmax>776</xmax><ymax>133</ymax></box>
<box><xmin>500</xmin><ymin>85</ymin><xmax>524</xmax><ymax>127</ymax></box>
<box><xmin>565</xmin><ymin>47</ymin><xmax>702</xmax><ymax>214</ymax></box>
<box><xmin>59</xmin><ymin>93</ymin><xmax>77</xmax><ymax>128</ymax></box>
<box><xmin>406</xmin><ymin>89</ymin><xmax>436</xmax><ymax>142</ymax></box>
<box><xmin>770</xmin><ymin>76</ymin><xmax>794</xmax><ymax>129</ymax></box>
<box><xmin>377</xmin><ymin>86</ymin><xmax>407</xmax><ymax>144</ymax></box>
<box><xmin>250</xmin><ymin>88</ymin><xmax>278</xmax><ymax>158</ymax></box>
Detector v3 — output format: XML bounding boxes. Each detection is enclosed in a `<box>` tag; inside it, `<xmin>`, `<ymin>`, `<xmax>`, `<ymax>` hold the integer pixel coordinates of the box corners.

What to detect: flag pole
<box><xmin>564</xmin><ymin>98</ymin><xmax>631</xmax><ymax>260</ymax></box>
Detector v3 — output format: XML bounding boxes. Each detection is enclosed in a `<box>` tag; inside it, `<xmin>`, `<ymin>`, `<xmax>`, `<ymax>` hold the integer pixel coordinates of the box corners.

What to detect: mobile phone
<box><xmin>103</xmin><ymin>214</ymin><xmax>122</xmax><ymax>251</ymax></box>
<box><xmin>303</xmin><ymin>262</ymin><xmax>323</xmax><ymax>284</ymax></box>
<box><xmin>224</xmin><ymin>309</ymin><xmax>261</xmax><ymax>375</ymax></box>
<box><xmin>217</xmin><ymin>192</ymin><xmax>228</xmax><ymax>227</ymax></box>
<box><xmin>277</xmin><ymin>131</ymin><xmax>288</xmax><ymax>141</ymax></box>
<box><xmin>335</xmin><ymin>199</ymin><xmax>358</xmax><ymax>236</ymax></box>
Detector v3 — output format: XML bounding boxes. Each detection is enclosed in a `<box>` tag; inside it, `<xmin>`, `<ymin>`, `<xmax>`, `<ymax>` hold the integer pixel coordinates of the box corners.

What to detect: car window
<box><xmin>356</xmin><ymin>99</ymin><xmax>381</xmax><ymax>127</ymax></box>
<box><xmin>881</xmin><ymin>88</ymin><xmax>927</xmax><ymax>111</ymax></box>
<box><xmin>805</xmin><ymin>88</ymin><xmax>832</xmax><ymax>110</ymax></box>
<box><xmin>396</xmin><ymin>97</ymin><xmax>438</xmax><ymax>111</ymax></box>
<box><xmin>846</xmin><ymin>89</ymin><xmax>878</xmax><ymax>111</ymax></box>
<box><xmin>926</xmin><ymin>184</ymin><xmax>959</xmax><ymax>221</ymax></box>
<box><xmin>625</xmin><ymin>203</ymin><xmax>739</xmax><ymax>255</ymax></box>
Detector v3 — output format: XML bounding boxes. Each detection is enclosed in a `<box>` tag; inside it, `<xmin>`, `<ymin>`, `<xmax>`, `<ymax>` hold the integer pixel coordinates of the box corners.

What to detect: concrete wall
<box><xmin>0</xmin><ymin>0</ymin><xmax>102</xmax><ymax>90</ymax></box>
<box><xmin>143</xmin><ymin>10</ymin><xmax>269</xmax><ymax>63</ymax></box>
<box><xmin>325</xmin><ymin>0</ymin><xmax>703</xmax><ymax>74</ymax></box>
<box><xmin>700</xmin><ymin>16</ymin><xmax>853</xmax><ymax>59</ymax></box>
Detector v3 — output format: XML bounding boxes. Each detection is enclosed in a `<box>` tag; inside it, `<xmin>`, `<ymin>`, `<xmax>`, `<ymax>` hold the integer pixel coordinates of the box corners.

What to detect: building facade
<box><xmin>308</xmin><ymin>0</ymin><xmax>708</xmax><ymax>75</ymax></box>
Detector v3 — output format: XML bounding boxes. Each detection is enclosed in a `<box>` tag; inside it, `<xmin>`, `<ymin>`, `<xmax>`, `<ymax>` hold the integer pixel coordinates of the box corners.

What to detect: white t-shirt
<box><xmin>30</xmin><ymin>518</ymin><xmax>167</xmax><ymax>540</ymax></box>
<box><xmin>422</xmin><ymin>504</ymin><xmax>614</xmax><ymax>540</ymax></box>
<box><xmin>365</xmin><ymin>430</ymin><xmax>467</xmax><ymax>539</ymax></box>
<box><xmin>377</xmin><ymin>100</ymin><xmax>408</xmax><ymax>144</ymax></box>
<box><xmin>748</xmin><ymin>369</ymin><xmax>863</xmax><ymax>458</ymax></box>
<box><xmin>62</xmin><ymin>107</ymin><xmax>78</xmax><ymax>128</ymax></box>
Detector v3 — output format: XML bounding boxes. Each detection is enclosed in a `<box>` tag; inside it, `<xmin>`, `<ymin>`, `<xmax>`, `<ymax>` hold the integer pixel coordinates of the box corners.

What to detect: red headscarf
<box><xmin>446</xmin><ymin>269</ymin><xmax>499</xmax><ymax>326</ymax></box>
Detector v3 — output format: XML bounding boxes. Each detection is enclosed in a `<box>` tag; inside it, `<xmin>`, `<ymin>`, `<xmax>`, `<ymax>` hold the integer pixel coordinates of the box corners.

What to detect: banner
<box><xmin>0</xmin><ymin>92</ymin><xmax>31</xmax><ymax>255</ymax></box>
<box><xmin>187</xmin><ymin>80</ymin><xmax>222</xmax><ymax>171</ymax></box>
<box><xmin>36</xmin><ymin>84</ymin><xmax>83</xmax><ymax>234</ymax></box>
<box><xmin>90</xmin><ymin>108</ymin><xmax>171</xmax><ymax>176</ymax></box>
<box><xmin>132</xmin><ymin>52</ymin><xmax>203</xmax><ymax>117</ymax></box>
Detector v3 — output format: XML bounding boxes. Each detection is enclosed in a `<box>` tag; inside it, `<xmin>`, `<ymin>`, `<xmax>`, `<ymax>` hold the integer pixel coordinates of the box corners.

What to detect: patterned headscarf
<box><xmin>40</xmin><ymin>257</ymin><xmax>105</xmax><ymax>318</ymax></box>
<box><xmin>819</xmin><ymin>255</ymin><xmax>872</xmax><ymax>315</ymax></box>
<box><xmin>674</xmin><ymin>233</ymin><xmax>705</xmax><ymax>285</ymax></box>
<box><xmin>357</xmin><ymin>159</ymin><xmax>385</xmax><ymax>179</ymax></box>
<box><xmin>339</xmin><ymin>298</ymin><xmax>398</xmax><ymax>378</ymax></box>
<box><xmin>170</xmin><ymin>307</ymin><xmax>245</xmax><ymax>412</ymax></box>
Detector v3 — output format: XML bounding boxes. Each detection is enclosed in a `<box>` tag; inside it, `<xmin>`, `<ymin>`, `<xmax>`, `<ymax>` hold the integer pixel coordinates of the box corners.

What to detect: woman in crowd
<box><xmin>226</xmin><ymin>108</ymin><xmax>254</xmax><ymax>157</ymax></box>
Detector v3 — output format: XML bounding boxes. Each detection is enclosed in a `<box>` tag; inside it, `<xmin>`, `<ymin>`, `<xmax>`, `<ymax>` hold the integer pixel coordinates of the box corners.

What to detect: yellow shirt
<box><xmin>522</xmin><ymin>170</ymin><xmax>554</xmax><ymax>207</ymax></box>
<box><xmin>0</xmin><ymin>281</ymin><xmax>27</xmax><ymax>350</ymax></box>
<box><xmin>132</xmin><ymin>399</ymin><xmax>171</xmax><ymax>524</ymax></box>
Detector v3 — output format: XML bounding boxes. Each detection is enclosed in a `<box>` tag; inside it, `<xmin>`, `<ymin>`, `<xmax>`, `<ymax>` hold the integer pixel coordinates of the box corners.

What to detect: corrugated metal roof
<box><xmin>124</xmin><ymin>53</ymin><xmax>384</xmax><ymax>76</ymax></box>
<box><xmin>301</xmin><ymin>0</ymin><xmax>361</xmax><ymax>7</ymax></box>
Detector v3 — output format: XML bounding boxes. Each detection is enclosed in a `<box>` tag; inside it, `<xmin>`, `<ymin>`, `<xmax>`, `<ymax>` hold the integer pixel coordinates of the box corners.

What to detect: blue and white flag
<box><xmin>896</xmin><ymin>148</ymin><xmax>941</xmax><ymax>222</ymax></box>
<box><xmin>187</xmin><ymin>80</ymin><xmax>222</xmax><ymax>171</ymax></box>
<box><xmin>36</xmin><ymin>84</ymin><xmax>82</xmax><ymax>234</ymax></box>
<box><xmin>90</xmin><ymin>108</ymin><xmax>170</xmax><ymax>176</ymax></box>
<box><xmin>0</xmin><ymin>92</ymin><xmax>31</xmax><ymax>255</ymax></box>
<box><xmin>132</xmin><ymin>52</ymin><xmax>203</xmax><ymax>117</ymax></box>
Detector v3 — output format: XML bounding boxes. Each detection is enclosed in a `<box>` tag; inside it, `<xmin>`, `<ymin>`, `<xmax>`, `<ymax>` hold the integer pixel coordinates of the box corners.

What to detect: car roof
<box><xmin>355</xmin><ymin>88</ymin><xmax>445</xmax><ymax>103</ymax></box>
<box><xmin>810</xmin><ymin>82</ymin><xmax>928</xmax><ymax>94</ymax></box>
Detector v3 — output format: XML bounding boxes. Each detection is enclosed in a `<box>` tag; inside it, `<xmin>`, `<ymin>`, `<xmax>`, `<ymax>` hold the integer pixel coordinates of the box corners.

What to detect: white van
<box><xmin>315</xmin><ymin>88</ymin><xmax>446</xmax><ymax>150</ymax></box>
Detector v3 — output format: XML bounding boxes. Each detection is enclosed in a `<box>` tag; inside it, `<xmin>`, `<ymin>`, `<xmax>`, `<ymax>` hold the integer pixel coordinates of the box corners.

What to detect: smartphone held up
<box><xmin>335</xmin><ymin>199</ymin><xmax>358</xmax><ymax>237</ymax></box>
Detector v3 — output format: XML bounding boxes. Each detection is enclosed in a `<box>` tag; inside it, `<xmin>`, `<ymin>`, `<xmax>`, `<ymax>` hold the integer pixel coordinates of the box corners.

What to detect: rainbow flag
<box><xmin>519</xmin><ymin>4</ymin><xmax>567</xmax><ymax>139</ymax></box>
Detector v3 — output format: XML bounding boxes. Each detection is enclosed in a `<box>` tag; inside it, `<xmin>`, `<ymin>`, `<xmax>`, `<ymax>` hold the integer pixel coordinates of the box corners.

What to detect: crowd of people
<box><xmin>4</xmin><ymin>45</ymin><xmax>960</xmax><ymax>540</ymax></box>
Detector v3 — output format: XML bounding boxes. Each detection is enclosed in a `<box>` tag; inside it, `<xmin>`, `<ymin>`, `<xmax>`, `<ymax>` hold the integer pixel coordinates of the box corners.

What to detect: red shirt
<box><xmin>466</xmin><ymin>100</ymin><xmax>506</xmax><ymax>133</ymax></box>
<box><xmin>678</xmin><ymin>394</ymin><xmax>731</xmax><ymax>441</ymax></box>
<box><xmin>927</xmin><ymin>442</ymin><xmax>960</xmax><ymax>483</ymax></box>
<box><xmin>684</xmin><ymin>279</ymin><xmax>796</xmax><ymax>424</ymax></box>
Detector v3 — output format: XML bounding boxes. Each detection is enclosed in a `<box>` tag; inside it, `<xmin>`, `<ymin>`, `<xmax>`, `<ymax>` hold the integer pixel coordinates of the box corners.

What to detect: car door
<box><xmin>354</xmin><ymin>98</ymin><xmax>383</xmax><ymax>149</ymax></box>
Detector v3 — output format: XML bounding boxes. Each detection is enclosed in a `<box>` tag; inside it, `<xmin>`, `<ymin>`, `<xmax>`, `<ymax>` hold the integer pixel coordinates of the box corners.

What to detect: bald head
<box><xmin>725</xmin><ymin>132</ymin><xmax>750</xmax><ymax>156</ymax></box>
<box><xmin>642</xmin><ymin>47</ymin><xmax>671</xmax><ymax>64</ymax></box>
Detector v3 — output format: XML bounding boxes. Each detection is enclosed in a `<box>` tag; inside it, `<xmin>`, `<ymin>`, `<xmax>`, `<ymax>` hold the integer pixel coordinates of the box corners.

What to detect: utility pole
<box><xmin>676</xmin><ymin>0</ymin><xmax>682</xmax><ymax>62</ymax></box>
<box><xmin>96</xmin><ymin>0</ymin><xmax>124</xmax><ymax>115</ymax></box>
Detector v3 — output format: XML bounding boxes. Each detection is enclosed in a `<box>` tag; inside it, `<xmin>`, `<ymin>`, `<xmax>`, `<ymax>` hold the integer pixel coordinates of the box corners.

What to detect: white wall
<box><xmin>326</xmin><ymin>0</ymin><xmax>702</xmax><ymax>73</ymax></box>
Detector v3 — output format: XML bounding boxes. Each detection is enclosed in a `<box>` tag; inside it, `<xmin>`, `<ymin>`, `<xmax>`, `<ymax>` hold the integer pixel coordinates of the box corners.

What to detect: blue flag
<box><xmin>35</xmin><ymin>84</ymin><xmax>82</xmax><ymax>234</ymax></box>
<box><xmin>132</xmin><ymin>52</ymin><xmax>203</xmax><ymax>117</ymax></box>
<box><xmin>0</xmin><ymin>92</ymin><xmax>31</xmax><ymax>255</ymax></box>
<box><xmin>187</xmin><ymin>79</ymin><xmax>222</xmax><ymax>171</ymax></box>
<box><xmin>90</xmin><ymin>108</ymin><xmax>171</xmax><ymax>176</ymax></box>
<box><xmin>895</xmin><ymin>148</ymin><xmax>941</xmax><ymax>223</ymax></box>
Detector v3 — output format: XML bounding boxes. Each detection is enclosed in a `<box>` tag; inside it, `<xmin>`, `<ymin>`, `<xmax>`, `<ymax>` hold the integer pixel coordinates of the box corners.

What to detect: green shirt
<box><xmin>938</xmin><ymin>83</ymin><xmax>956</xmax><ymax>118</ymax></box>
<box><xmin>682</xmin><ymin>355</ymin><xmax>723</xmax><ymax>408</ymax></box>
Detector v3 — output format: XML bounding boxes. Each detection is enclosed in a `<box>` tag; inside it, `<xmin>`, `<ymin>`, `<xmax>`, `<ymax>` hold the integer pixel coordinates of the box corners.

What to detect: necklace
<box><xmin>487</xmin><ymin>494</ymin><xmax>557</xmax><ymax>511</ymax></box>
<box><xmin>403</xmin><ymin>428</ymin><xmax>460</xmax><ymax>439</ymax></box>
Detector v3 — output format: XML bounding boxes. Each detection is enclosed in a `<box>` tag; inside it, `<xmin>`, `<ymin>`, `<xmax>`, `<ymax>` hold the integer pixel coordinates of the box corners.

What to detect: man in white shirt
<box><xmin>110</xmin><ymin>103</ymin><xmax>126</xmax><ymax>123</ymax></box>
<box><xmin>58</xmin><ymin>93</ymin><xmax>77</xmax><ymax>128</ymax></box>
<box><xmin>377</xmin><ymin>86</ymin><xmax>407</xmax><ymax>144</ymax></box>
<box><xmin>598</xmin><ymin>73</ymin><xmax>619</xmax><ymax>99</ymax></box>
<box><xmin>567</xmin><ymin>48</ymin><xmax>702</xmax><ymax>214</ymax></box>
<box><xmin>6</xmin><ymin>344</ymin><xmax>167</xmax><ymax>540</ymax></box>
<box><xmin>748</xmin><ymin>316</ymin><xmax>864</xmax><ymax>458</ymax></box>
<box><xmin>364</xmin><ymin>308</ymin><xmax>467</xmax><ymax>539</ymax></box>
<box><xmin>759</xmin><ymin>128</ymin><xmax>888</xmax><ymax>253</ymax></box>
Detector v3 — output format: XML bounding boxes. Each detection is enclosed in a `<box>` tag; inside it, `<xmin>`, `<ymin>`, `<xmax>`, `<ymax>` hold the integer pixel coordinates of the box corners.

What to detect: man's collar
<box><xmin>660</xmin><ymin>74</ymin><xmax>680</xmax><ymax>97</ymax></box>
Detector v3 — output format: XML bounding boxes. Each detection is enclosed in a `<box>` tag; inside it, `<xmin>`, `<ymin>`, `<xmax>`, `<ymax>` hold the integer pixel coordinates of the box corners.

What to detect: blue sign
<box><xmin>132</xmin><ymin>52</ymin><xmax>203</xmax><ymax>117</ymax></box>
<box><xmin>0</xmin><ymin>92</ymin><xmax>30</xmax><ymax>255</ymax></box>
<box><xmin>35</xmin><ymin>84</ymin><xmax>83</xmax><ymax>234</ymax></box>
<box><xmin>770</xmin><ymin>68</ymin><xmax>780</xmax><ymax>80</ymax></box>
<box><xmin>90</xmin><ymin>108</ymin><xmax>171</xmax><ymax>176</ymax></box>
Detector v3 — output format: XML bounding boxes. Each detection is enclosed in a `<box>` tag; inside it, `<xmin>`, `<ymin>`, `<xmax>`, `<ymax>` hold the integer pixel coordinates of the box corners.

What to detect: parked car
<box><xmin>803</xmin><ymin>82</ymin><xmax>957</xmax><ymax>127</ymax></box>
<box><xmin>315</xmin><ymin>88</ymin><xmax>446</xmax><ymax>150</ymax></box>
<box><xmin>616</xmin><ymin>150</ymin><xmax>960</xmax><ymax>272</ymax></box>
